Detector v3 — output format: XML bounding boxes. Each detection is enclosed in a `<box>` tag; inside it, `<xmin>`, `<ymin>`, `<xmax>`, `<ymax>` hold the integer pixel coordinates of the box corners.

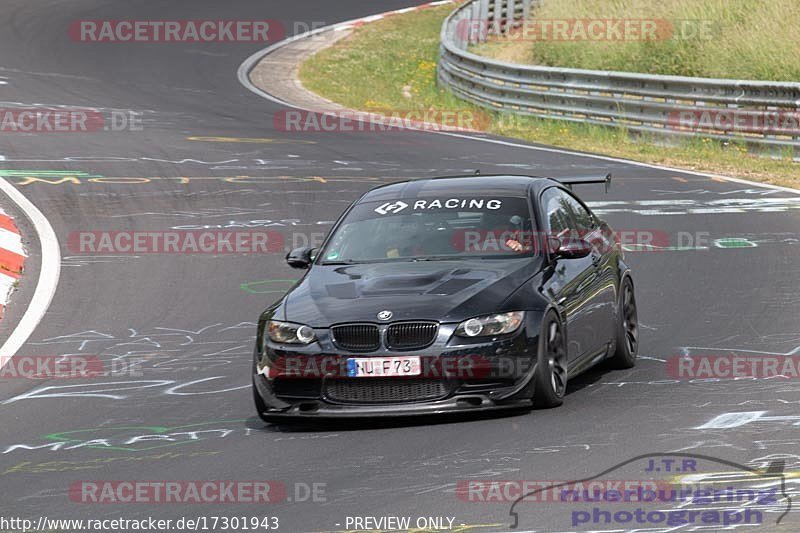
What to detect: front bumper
<box><xmin>254</xmin><ymin>377</ymin><xmax>533</xmax><ymax>419</ymax></box>
<box><xmin>253</xmin><ymin>320</ymin><xmax>541</xmax><ymax>419</ymax></box>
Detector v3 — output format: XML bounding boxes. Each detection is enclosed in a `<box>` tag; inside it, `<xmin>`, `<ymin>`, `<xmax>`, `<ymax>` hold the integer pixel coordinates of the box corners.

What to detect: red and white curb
<box><xmin>335</xmin><ymin>1</ymin><xmax>455</xmax><ymax>31</ymax></box>
<box><xmin>0</xmin><ymin>177</ymin><xmax>60</xmax><ymax>363</ymax></box>
<box><xmin>0</xmin><ymin>207</ymin><xmax>26</xmax><ymax>319</ymax></box>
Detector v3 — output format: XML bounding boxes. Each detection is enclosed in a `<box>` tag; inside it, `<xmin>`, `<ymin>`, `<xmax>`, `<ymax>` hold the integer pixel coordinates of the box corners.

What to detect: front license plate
<box><xmin>346</xmin><ymin>356</ymin><xmax>422</xmax><ymax>377</ymax></box>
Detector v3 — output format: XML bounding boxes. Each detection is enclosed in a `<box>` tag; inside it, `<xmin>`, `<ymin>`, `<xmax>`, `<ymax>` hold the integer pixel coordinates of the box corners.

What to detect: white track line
<box><xmin>433</xmin><ymin>131</ymin><xmax>800</xmax><ymax>194</ymax></box>
<box><xmin>0</xmin><ymin>177</ymin><xmax>61</xmax><ymax>364</ymax></box>
<box><xmin>237</xmin><ymin>5</ymin><xmax>800</xmax><ymax>196</ymax></box>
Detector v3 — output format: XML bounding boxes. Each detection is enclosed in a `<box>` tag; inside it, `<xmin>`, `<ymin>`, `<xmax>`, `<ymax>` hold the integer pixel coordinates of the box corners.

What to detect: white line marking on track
<box><xmin>0</xmin><ymin>178</ymin><xmax>61</xmax><ymax>365</ymax></box>
<box><xmin>434</xmin><ymin>131</ymin><xmax>800</xmax><ymax>195</ymax></box>
<box><xmin>237</xmin><ymin>7</ymin><xmax>800</xmax><ymax>196</ymax></box>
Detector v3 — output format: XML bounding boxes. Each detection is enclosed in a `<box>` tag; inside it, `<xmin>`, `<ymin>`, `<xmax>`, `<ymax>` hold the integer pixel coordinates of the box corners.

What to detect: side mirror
<box><xmin>286</xmin><ymin>247</ymin><xmax>316</xmax><ymax>269</ymax></box>
<box><xmin>551</xmin><ymin>238</ymin><xmax>592</xmax><ymax>259</ymax></box>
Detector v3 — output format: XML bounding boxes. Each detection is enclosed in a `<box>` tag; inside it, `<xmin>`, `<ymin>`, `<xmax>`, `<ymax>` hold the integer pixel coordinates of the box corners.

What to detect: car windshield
<box><xmin>319</xmin><ymin>196</ymin><xmax>536</xmax><ymax>263</ymax></box>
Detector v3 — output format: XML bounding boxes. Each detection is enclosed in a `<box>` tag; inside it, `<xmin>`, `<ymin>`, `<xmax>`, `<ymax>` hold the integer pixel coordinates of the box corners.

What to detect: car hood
<box><xmin>283</xmin><ymin>258</ymin><xmax>542</xmax><ymax>325</ymax></box>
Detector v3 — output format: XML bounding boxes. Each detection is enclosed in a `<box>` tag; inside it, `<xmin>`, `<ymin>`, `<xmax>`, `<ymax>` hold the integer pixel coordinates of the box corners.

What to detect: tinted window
<box><xmin>541</xmin><ymin>188</ymin><xmax>575</xmax><ymax>236</ymax></box>
<box><xmin>541</xmin><ymin>187</ymin><xmax>595</xmax><ymax>235</ymax></box>
<box><xmin>319</xmin><ymin>196</ymin><xmax>535</xmax><ymax>263</ymax></box>
<box><xmin>564</xmin><ymin>194</ymin><xmax>594</xmax><ymax>231</ymax></box>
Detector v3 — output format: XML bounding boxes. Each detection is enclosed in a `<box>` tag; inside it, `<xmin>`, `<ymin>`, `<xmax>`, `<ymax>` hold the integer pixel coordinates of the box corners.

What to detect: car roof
<box><xmin>359</xmin><ymin>175</ymin><xmax>562</xmax><ymax>202</ymax></box>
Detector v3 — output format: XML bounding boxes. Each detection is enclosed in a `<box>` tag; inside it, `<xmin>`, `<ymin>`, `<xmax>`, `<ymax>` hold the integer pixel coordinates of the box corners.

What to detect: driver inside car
<box><xmin>482</xmin><ymin>213</ymin><xmax>532</xmax><ymax>253</ymax></box>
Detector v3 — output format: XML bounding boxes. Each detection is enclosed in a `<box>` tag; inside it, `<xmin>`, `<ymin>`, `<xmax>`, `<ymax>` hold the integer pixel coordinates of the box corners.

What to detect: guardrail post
<box><xmin>522</xmin><ymin>0</ymin><xmax>533</xmax><ymax>22</ymax></box>
<box><xmin>469</xmin><ymin>0</ymin><xmax>480</xmax><ymax>45</ymax></box>
<box><xmin>478</xmin><ymin>0</ymin><xmax>490</xmax><ymax>43</ymax></box>
<box><xmin>489</xmin><ymin>0</ymin><xmax>501</xmax><ymax>36</ymax></box>
<box><xmin>450</xmin><ymin>11</ymin><xmax>463</xmax><ymax>50</ymax></box>
<box><xmin>506</xmin><ymin>0</ymin><xmax>516</xmax><ymax>34</ymax></box>
<box><xmin>462</xmin><ymin>10</ymin><xmax>472</xmax><ymax>50</ymax></box>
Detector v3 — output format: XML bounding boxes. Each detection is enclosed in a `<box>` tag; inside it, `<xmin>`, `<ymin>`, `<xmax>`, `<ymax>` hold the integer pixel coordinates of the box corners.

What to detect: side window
<box><xmin>563</xmin><ymin>194</ymin><xmax>595</xmax><ymax>232</ymax></box>
<box><xmin>541</xmin><ymin>187</ymin><xmax>594</xmax><ymax>235</ymax></box>
<box><xmin>541</xmin><ymin>188</ymin><xmax>576</xmax><ymax>236</ymax></box>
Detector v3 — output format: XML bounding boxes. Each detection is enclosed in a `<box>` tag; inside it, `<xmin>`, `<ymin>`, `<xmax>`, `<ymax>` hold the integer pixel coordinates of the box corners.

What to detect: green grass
<box><xmin>301</xmin><ymin>5</ymin><xmax>465</xmax><ymax>113</ymax></box>
<box><xmin>474</xmin><ymin>0</ymin><xmax>800</xmax><ymax>81</ymax></box>
<box><xmin>299</xmin><ymin>4</ymin><xmax>800</xmax><ymax>189</ymax></box>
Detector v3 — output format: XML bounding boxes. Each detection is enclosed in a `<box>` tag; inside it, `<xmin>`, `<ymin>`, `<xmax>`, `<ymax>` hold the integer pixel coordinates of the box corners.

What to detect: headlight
<box><xmin>266</xmin><ymin>320</ymin><xmax>316</xmax><ymax>344</ymax></box>
<box><xmin>455</xmin><ymin>311</ymin><xmax>524</xmax><ymax>337</ymax></box>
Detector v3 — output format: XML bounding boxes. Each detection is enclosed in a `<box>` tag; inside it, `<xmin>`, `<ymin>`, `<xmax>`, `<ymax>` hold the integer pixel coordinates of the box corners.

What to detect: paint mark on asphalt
<box><xmin>9</xmin><ymin>175</ymin><xmax>384</xmax><ymax>186</ymax></box>
<box><xmin>241</xmin><ymin>279</ymin><xmax>298</xmax><ymax>294</ymax></box>
<box><xmin>589</xmin><ymin>196</ymin><xmax>800</xmax><ymax>215</ymax></box>
<box><xmin>696</xmin><ymin>410</ymin><xmax>800</xmax><ymax>429</ymax></box>
<box><xmin>653</xmin><ymin>188</ymin><xmax>781</xmax><ymax>196</ymax></box>
<box><xmin>1</xmin><ymin>422</ymin><xmax>341</xmax><ymax>455</ymax></box>
<box><xmin>2</xmin><ymin>451</ymin><xmax>222</xmax><ymax>475</ymax></box>
<box><xmin>0</xmin><ymin>170</ymin><xmax>102</xmax><ymax>178</ymax></box>
<box><xmin>187</xmin><ymin>136</ymin><xmax>316</xmax><ymax>144</ymax></box>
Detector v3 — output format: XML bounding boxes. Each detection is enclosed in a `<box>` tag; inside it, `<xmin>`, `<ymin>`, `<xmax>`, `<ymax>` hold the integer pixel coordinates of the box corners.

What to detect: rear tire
<box><xmin>609</xmin><ymin>277</ymin><xmax>638</xmax><ymax>369</ymax></box>
<box><xmin>532</xmin><ymin>312</ymin><xmax>567</xmax><ymax>408</ymax></box>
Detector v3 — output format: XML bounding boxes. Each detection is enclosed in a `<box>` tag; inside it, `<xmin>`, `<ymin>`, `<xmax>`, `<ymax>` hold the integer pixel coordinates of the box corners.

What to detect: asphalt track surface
<box><xmin>1</xmin><ymin>1</ymin><xmax>799</xmax><ymax>532</ymax></box>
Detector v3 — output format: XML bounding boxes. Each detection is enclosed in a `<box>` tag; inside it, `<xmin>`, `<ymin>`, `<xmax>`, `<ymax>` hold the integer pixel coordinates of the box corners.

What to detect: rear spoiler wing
<box><xmin>554</xmin><ymin>173</ymin><xmax>612</xmax><ymax>193</ymax></box>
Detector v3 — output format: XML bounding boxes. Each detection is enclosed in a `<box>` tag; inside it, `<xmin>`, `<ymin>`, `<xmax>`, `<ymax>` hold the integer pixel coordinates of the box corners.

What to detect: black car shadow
<box><xmin>245</xmin><ymin>406</ymin><xmax>531</xmax><ymax>432</ymax></box>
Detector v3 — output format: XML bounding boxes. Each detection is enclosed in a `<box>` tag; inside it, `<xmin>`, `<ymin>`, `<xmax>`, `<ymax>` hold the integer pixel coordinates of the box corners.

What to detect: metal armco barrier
<box><xmin>438</xmin><ymin>0</ymin><xmax>800</xmax><ymax>152</ymax></box>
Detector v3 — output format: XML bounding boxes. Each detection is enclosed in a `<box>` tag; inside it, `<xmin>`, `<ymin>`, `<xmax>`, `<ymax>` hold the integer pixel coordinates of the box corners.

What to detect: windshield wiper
<box><xmin>408</xmin><ymin>256</ymin><xmax>456</xmax><ymax>262</ymax></box>
<box><xmin>319</xmin><ymin>259</ymin><xmax>362</xmax><ymax>265</ymax></box>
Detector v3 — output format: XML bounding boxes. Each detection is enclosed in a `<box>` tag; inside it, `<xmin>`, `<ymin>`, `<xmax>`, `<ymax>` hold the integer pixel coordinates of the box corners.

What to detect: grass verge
<box><xmin>474</xmin><ymin>0</ymin><xmax>800</xmax><ymax>81</ymax></box>
<box><xmin>299</xmin><ymin>4</ymin><xmax>800</xmax><ymax>189</ymax></box>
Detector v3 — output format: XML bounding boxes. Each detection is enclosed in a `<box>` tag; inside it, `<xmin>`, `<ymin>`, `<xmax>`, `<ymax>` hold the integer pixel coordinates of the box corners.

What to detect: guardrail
<box><xmin>438</xmin><ymin>0</ymin><xmax>800</xmax><ymax>152</ymax></box>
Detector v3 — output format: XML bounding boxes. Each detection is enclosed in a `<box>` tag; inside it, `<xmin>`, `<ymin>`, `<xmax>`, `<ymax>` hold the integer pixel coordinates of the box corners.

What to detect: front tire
<box><xmin>609</xmin><ymin>276</ymin><xmax>638</xmax><ymax>369</ymax></box>
<box><xmin>532</xmin><ymin>312</ymin><xmax>567</xmax><ymax>408</ymax></box>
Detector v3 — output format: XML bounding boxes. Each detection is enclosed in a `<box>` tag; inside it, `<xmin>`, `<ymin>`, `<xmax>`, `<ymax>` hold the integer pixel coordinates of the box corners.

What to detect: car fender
<box><xmin>499</xmin><ymin>270</ymin><xmax>550</xmax><ymax>312</ymax></box>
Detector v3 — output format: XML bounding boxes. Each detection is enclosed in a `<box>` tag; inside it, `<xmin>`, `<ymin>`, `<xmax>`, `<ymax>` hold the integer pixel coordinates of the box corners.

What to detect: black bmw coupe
<box><xmin>253</xmin><ymin>174</ymin><xmax>638</xmax><ymax>420</ymax></box>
